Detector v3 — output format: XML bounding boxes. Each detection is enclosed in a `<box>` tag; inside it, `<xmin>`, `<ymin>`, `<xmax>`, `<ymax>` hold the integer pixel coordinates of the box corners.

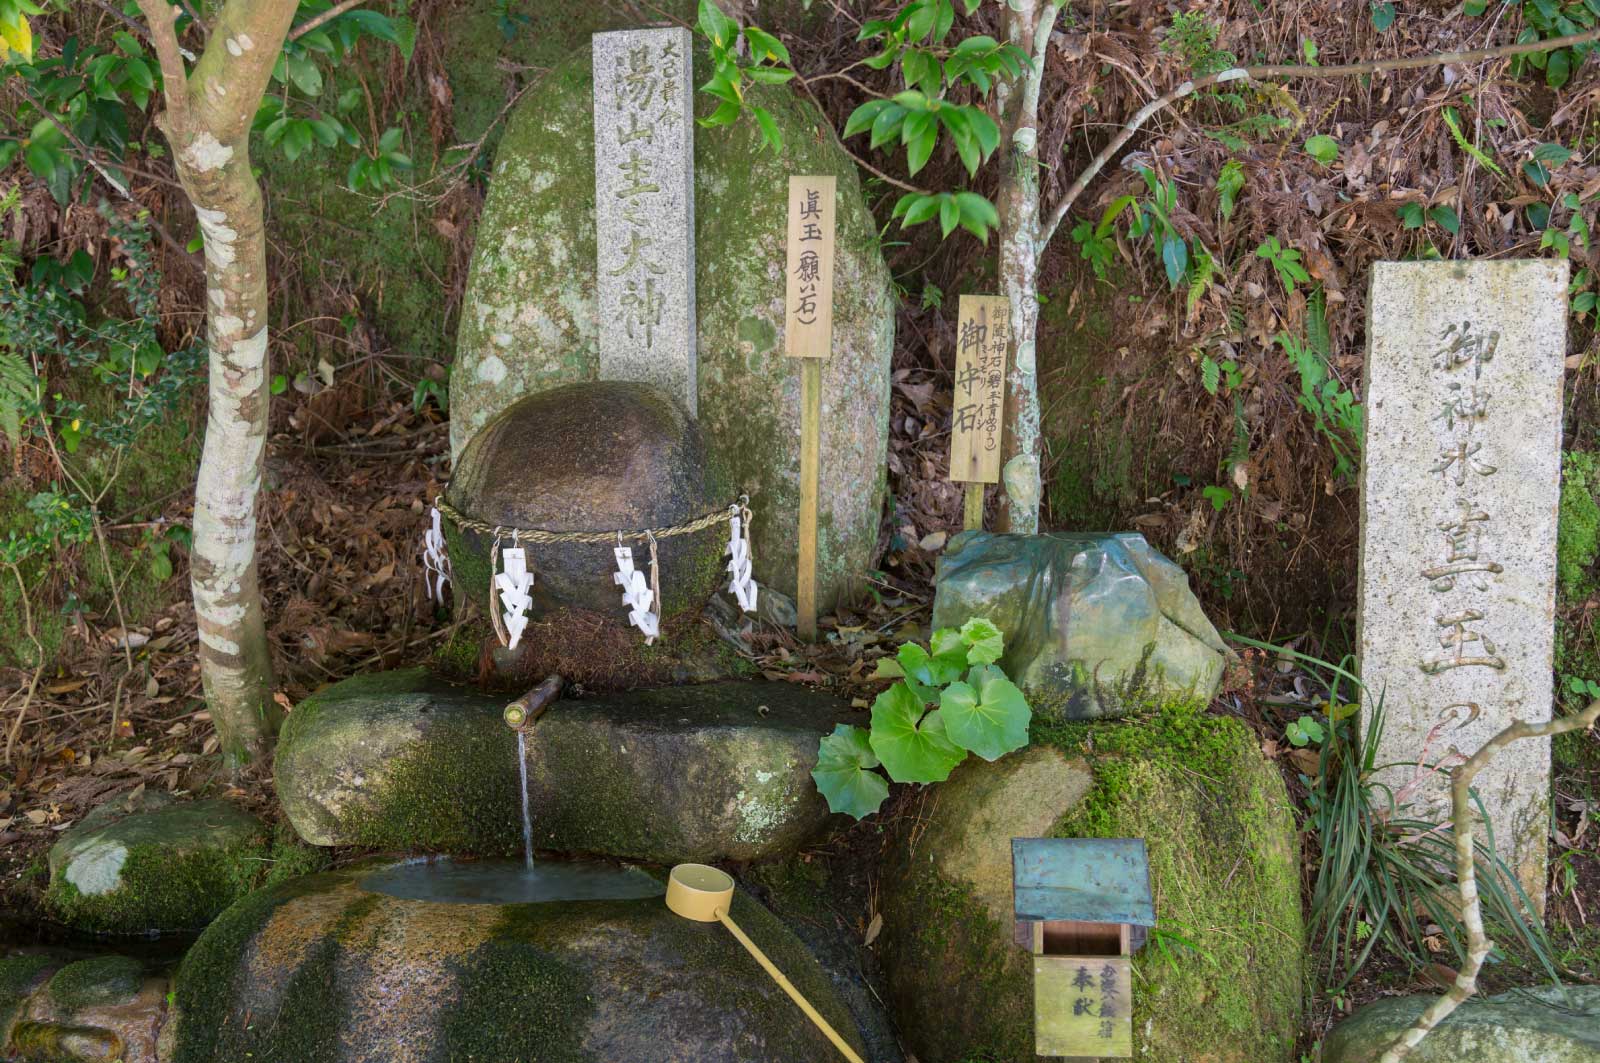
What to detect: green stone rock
<box><xmin>45</xmin><ymin>798</ymin><xmax>268</xmax><ymax>935</ymax></box>
<box><xmin>45</xmin><ymin>956</ymin><xmax>144</xmax><ymax>1013</ymax></box>
<box><xmin>444</xmin><ymin>380</ymin><xmax>723</xmax><ymax>621</ymax></box>
<box><xmin>275</xmin><ymin>668</ymin><xmax>842</xmax><ymax>863</ymax></box>
<box><xmin>167</xmin><ymin>863</ymin><xmax>867</xmax><ymax>1063</ymax></box>
<box><xmin>1322</xmin><ymin>985</ymin><xmax>1600</xmax><ymax>1063</ymax></box>
<box><xmin>932</xmin><ymin>531</ymin><xmax>1228</xmax><ymax>720</ymax></box>
<box><xmin>877</xmin><ymin>709</ymin><xmax>1305</xmax><ymax>1063</ymax></box>
<box><xmin>453</xmin><ymin>45</ymin><xmax>894</xmax><ymax>613</ymax></box>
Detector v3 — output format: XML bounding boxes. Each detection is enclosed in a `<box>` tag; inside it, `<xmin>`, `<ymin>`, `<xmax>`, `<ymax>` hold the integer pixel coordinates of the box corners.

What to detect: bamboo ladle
<box><xmin>665</xmin><ymin>864</ymin><xmax>865</xmax><ymax>1063</ymax></box>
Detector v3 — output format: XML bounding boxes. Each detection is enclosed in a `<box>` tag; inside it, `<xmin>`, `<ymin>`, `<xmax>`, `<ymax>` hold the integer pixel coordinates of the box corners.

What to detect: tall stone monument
<box><xmin>1359</xmin><ymin>259</ymin><xmax>1567</xmax><ymax>906</ymax></box>
<box><xmin>592</xmin><ymin>27</ymin><xmax>696</xmax><ymax>415</ymax></box>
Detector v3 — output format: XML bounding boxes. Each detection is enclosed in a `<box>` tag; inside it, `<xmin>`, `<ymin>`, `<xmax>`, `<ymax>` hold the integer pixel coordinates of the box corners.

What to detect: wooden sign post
<box><xmin>949</xmin><ymin>295</ymin><xmax>1008</xmax><ymax>530</ymax></box>
<box><xmin>785</xmin><ymin>175</ymin><xmax>836</xmax><ymax>641</ymax></box>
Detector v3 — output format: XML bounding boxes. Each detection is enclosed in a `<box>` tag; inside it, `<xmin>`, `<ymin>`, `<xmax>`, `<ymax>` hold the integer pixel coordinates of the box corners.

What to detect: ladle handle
<box><xmin>715</xmin><ymin>910</ymin><xmax>866</xmax><ymax>1063</ymax></box>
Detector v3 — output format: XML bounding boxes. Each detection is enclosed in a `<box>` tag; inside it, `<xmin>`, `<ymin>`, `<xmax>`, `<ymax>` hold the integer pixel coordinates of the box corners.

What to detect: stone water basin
<box><xmin>166</xmin><ymin>857</ymin><xmax>866</xmax><ymax>1062</ymax></box>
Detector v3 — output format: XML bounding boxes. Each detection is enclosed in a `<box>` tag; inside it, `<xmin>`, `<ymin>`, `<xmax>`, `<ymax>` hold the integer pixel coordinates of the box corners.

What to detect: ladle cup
<box><xmin>665</xmin><ymin>864</ymin><xmax>865</xmax><ymax>1063</ymax></box>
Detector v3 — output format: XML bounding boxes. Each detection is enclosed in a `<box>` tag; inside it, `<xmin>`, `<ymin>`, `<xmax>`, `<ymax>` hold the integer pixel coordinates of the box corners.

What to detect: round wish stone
<box><xmin>444</xmin><ymin>380</ymin><xmax>726</xmax><ymax>623</ymax></box>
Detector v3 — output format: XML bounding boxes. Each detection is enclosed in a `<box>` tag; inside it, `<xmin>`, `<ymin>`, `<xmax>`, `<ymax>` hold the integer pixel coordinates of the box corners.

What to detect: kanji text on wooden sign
<box><xmin>785</xmin><ymin>175</ymin><xmax>836</xmax><ymax>358</ymax></box>
<box><xmin>949</xmin><ymin>294</ymin><xmax>1008</xmax><ymax>484</ymax></box>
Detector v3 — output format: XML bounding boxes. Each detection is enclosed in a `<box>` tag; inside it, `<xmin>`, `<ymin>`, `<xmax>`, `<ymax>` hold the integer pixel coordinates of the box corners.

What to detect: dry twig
<box><xmin>1377</xmin><ymin>698</ymin><xmax>1600</xmax><ymax>1062</ymax></box>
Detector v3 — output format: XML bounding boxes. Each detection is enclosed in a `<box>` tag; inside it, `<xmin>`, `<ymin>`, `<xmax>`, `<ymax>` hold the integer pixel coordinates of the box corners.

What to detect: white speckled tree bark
<box><xmin>136</xmin><ymin>0</ymin><xmax>300</xmax><ymax>768</ymax></box>
<box><xmin>992</xmin><ymin>0</ymin><xmax>1058</xmax><ymax>534</ymax></box>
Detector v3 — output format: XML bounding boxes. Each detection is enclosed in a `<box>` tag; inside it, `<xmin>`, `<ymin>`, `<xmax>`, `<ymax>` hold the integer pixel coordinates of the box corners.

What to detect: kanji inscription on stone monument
<box><xmin>949</xmin><ymin>294</ymin><xmax>1008</xmax><ymax>485</ymax></box>
<box><xmin>1359</xmin><ymin>260</ymin><xmax>1567</xmax><ymax>907</ymax></box>
<box><xmin>593</xmin><ymin>27</ymin><xmax>696</xmax><ymax>414</ymax></box>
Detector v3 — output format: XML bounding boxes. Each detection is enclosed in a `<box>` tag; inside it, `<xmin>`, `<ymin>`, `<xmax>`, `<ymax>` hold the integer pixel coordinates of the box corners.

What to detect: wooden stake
<box><xmin>785</xmin><ymin>175</ymin><xmax>836</xmax><ymax>641</ymax></box>
<box><xmin>963</xmin><ymin>483</ymin><xmax>984</xmax><ymax>531</ymax></box>
<box><xmin>798</xmin><ymin>359</ymin><xmax>822</xmax><ymax>640</ymax></box>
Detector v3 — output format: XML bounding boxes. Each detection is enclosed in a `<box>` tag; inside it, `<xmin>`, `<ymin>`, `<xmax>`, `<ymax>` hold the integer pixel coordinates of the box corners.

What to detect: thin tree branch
<box><xmin>1036</xmin><ymin>25</ymin><xmax>1600</xmax><ymax>253</ymax></box>
<box><xmin>134</xmin><ymin>0</ymin><xmax>192</xmax><ymax>129</ymax></box>
<box><xmin>289</xmin><ymin>0</ymin><xmax>366</xmax><ymax>42</ymax></box>
<box><xmin>1377</xmin><ymin>698</ymin><xmax>1600</xmax><ymax>1062</ymax></box>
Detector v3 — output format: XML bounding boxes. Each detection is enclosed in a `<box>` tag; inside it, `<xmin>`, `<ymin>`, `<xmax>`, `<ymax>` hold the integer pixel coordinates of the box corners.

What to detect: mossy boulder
<box><xmin>453</xmin><ymin>44</ymin><xmax>894</xmax><ymax>613</ymax></box>
<box><xmin>45</xmin><ymin>797</ymin><xmax>268</xmax><ymax>934</ymax></box>
<box><xmin>275</xmin><ymin>668</ymin><xmax>842</xmax><ymax>863</ymax></box>
<box><xmin>166</xmin><ymin>862</ymin><xmax>866</xmax><ymax>1063</ymax></box>
<box><xmin>877</xmin><ymin>705</ymin><xmax>1304</xmax><ymax>1063</ymax></box>
<box><xmin>1322</xmin><ymin>985</ymin><xmax>1600</xmax><ymax>1062</ymax></box>
<box><xmin>932</xmin><ymin>531</ymin><xmax>1228</xmax><ymax>720</ymax></box>
<box><xmin>1</xmin><ymin>953</ymin><xmax>169</xmax><ymax>1063</ymax></box>
<box><xmin>444</xmin><ymin>380</ymin><xmax>724</xmax><ymax>621</ymax></box>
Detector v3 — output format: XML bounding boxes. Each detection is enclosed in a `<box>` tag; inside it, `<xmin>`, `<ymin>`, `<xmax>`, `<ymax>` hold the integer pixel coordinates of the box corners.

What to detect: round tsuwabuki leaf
<box><xmin>939</xmin><ymin>664</ymin><xmax>1030</xmax><ymax>761</ymax></box>
<box><xmin>869</xmin><ymin>682</ymin><xmax>966</xmax><ymax>783</ymax></box>
<box><xmin>812</xmin><ymin>724</ymin><xmax>889</xmax><ymax>820</ymax></box>
<box><xmin>958</xmin><ymin>617</ymin><xmax>1004</xmax><ymax>664</ymax></box>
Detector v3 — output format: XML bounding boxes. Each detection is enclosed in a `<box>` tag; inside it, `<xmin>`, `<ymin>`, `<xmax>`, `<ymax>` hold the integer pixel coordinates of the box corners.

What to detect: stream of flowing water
<box><xmin>516</xmin><ymin>730</ymin><xmax>534</xmax><ymax>869</ymax></box>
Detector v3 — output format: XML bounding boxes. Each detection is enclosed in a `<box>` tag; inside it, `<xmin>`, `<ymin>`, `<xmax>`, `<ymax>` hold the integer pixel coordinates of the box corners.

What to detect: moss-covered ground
<box><xmin>1557</xmin><ymin>450</ymin><xmax>1600</xmax><ymax>773</ymax></box>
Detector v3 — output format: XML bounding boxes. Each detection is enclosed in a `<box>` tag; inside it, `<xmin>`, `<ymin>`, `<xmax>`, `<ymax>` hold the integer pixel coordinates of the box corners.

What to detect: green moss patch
<box><xmin>0</xmin><ymin>954</ymin><xmax>56</xmax><ymax>1039</ymax></box>
<box><xmin>45</xmin><ymin>955</ymin><xmax>144</xmax><ymax>1013</ymax></box>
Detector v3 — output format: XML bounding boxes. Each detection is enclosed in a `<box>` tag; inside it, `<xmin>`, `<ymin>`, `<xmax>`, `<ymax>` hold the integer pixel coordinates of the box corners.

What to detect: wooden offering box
<box><xmin>1012</xmin><ymin>838</ymin><xmax>1155</xmax><ymax>1059</ymax></box>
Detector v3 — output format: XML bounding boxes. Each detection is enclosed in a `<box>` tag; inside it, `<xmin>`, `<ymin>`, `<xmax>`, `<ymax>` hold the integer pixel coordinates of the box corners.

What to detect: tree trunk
<box><xmin>992</xmin><ymin>0</ymin><xmax>1054</xmax><ymax>534</ymax></box>
<box><xmin>136</xmin><ymin>0</ymin><xmax>300</xmax><ymax>769</ymax></box>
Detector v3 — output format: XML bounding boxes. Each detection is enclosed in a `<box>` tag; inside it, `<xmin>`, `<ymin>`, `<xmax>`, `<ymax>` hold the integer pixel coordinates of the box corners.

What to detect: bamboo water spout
<box><xmin>503</xmin><ymin>674</ymin><xmax>564</xmax><ymax>730</ymax></box>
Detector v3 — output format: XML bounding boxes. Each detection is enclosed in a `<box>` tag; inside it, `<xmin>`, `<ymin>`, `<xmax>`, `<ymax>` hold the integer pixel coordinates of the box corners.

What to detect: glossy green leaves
<box><xmin>812</xmin><ymin>620</ymin><xmax>1032</xmax><ymax>819</ymax></box>
<box><xmin>870</xmin><ymin>680</ymin><xmax>967</xmax><ymax>783</ymax></box>
<box><xmin>812</xmin><ymin>724</ymin><xmax>890</xmax><ymax>819</ymax></box>
<box><xmin>940</xmin><ymin>664</ymin><xmax>1030</xmax><ymax>761</ymax></box>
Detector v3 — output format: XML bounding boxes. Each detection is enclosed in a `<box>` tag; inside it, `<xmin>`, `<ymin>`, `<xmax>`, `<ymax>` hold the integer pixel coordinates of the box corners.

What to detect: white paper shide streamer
<box><xmin>495</xmin><ymin>546</ymin><xmax>534</xmax><ymax>650</ymax></box>
<box><xmin>726</xmin><ymin>505</ymin><xmax>758</xmax><ymax>613</ymax></box>
<box><xmin>613</xmin><ymin>545</ymin><xmax>660</xmax><ymax>643</ymax></box>
<box><xmin>422</xmin><ymin>507</ymin><xmax>452</xmax><ymax>603</ymax></box>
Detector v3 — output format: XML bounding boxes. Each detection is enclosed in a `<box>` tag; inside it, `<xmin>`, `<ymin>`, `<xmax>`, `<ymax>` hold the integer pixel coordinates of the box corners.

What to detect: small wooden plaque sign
<box><xmin>949</xmin><ymin>294</ymin><xmax>1008</xmax><ymax>484</ymax></box>
<box><xmin>784</xmin><ymin>175</ymin><xmax>836</xmax><ymax>358</ymax></box>
<box><xmin>1034</xmin><ymin>954</ymin><xmax>1133</xmax><ymax>1057</ymax></box>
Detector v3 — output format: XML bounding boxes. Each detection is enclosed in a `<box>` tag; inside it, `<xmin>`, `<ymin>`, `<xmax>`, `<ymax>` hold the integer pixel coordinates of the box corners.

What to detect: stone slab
<box><xmin>1359</xmin><ymin>259</ymin><xmax>1566</xmax><ymax>905</ymax></box>
<box><xmin>592</xmin><ymin>27</ymin><xmax>696</xmax><ymax>414</ymax></box>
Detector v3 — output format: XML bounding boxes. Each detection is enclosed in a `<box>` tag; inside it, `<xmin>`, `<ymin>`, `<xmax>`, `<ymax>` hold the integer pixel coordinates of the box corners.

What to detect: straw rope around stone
<box><xmin>433</xmin><ymin>494</ymin><xmax>747</xmax><ymax>545</ymax></box>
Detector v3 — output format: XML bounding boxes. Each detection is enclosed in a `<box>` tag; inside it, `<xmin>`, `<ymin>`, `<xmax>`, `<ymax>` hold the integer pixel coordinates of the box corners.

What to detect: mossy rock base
<box><xmin>932</xmin><ymin>531</ymin><xmax>1228</xmax><ymax>720</ymax></box>
<box><xmin>168</xmin><ymin>863</ymin><xmax>866</xmax><ymax>1063</ymax></box>
<box><xmin>1323</xmin><ymin>985</ymin><xmax>1600</xmax><ymax>1062</ymax></box>
<box><xmin>275</xmin><ymin>668</ymin><xmax>846</xmax><ymax>863</ymax></box>
<box><xmin>877</xmin><ymin>705</ymin><xmax>1304</xmax><ymax>1063</ymax></box>
<box><xmin>45</xmin><ymin>797</ymin><xmax>268</xmax><ymax>935</ymax></box>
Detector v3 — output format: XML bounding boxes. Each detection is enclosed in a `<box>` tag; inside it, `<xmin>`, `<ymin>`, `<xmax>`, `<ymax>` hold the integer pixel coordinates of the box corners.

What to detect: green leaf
<box><xmin>698</xmin><ymin>99</ymin><xmax>741</xmax><ymax>128</ymax></box>
<box><xmin>752</xmin><ymin>105</ymin><xmax>782</xmax><ymax>152</ymax></box>
<box><xmin>1303</xmin><ymin>134</ymin><xmax>1339</xmax><ymax>166</ymax></box>
<box><xmin>1161</xmin><ymin>234</ymin><xmax>1188</xmax><ymax>287</ymax></box>
<box><xmin>930</xmin><ymin>628</ymin><xmax>965</xmax><ymax>657</ymax></box>
<box><xmin>1397</xmin><ymin>202</ymin><xmax>1425</xmax><ymax>229</ymax></box>
<box><xmin>898</xmin><ymin>640</ymin><xmax>967</xmax><ymax>687</ymax></box>
<box><xmin>1464</xmin><ymin>0</ymin><xmax>1488</xmax><ymax>13</ymax></box>
<box><xmin>1370</xmin><ymin>2</ymin><xmax>1396</xmax><ymax>30</ymax></box>
<box><xmin>844</xmin><ymin>99</ymin><xmax>892</xmax><ymax>139</ymax></box>
<box><xmin>954</xmin><ymin>192</ymin><xmax>998</xmax><ymax>241</ymax></box>
<box><xmin>744</xmin><ymin>65</ymin><xmax>795</xmax><ymax>84</ymax></box>
<box><xmin>744</xmin><ymin>26</ymin><xmax>791</xmax><ymax>64</ymax></box>
<box><xmin>899</xmin><ymin>192</ymin><xmax>942</xmax><ymax>227</ymax></box>
<box><xmin>872</xmin><ymin>656</ymin><xmax>907</xmax><ymax>679</ymax></box>
<box><xmin>1428</xmin><ymin>204</ymin><xmax>1460</xmax><ymax>234</ymax></box>
<box><xmin>286</xmin><ymin>53</ymin><xmax>323</xmax><ymax>97</ymax></box>
<box><xmin>958</xmin><ymin>617</ymin><xmax>1004</xmax><ymax>664</ymax></box>
<box><xmin>271</xmin><ymin>373</ymin><xmax>288</xmax><ymax>395</ymax></box>
<box><xmin>938</xmin><ymin>664</ymin><xmax>1030</xmax><ymax>761</ymax></box>
<box><xmin>1532</xmin><ymin>141</ymin><xmax>1573</xmax><ymax>167</ymax></box>
<box><xmin>869</xmin><ymin>682</ymin><xmax>967</xmax><ymax>783</ymax></box>
<box><xmin>869</xmin><ymin>104</ymin><xmax>908</xmax><ymax>150</ymax></box>
<box><xmin>149</xmin><ymin>549</ymin><xmax>173</xmax><ymax>582</ymax></box>
<box><xmin>812</xmin><ymin>724</ymin><xmax>890</xmax><ymax>819</ymax></box>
